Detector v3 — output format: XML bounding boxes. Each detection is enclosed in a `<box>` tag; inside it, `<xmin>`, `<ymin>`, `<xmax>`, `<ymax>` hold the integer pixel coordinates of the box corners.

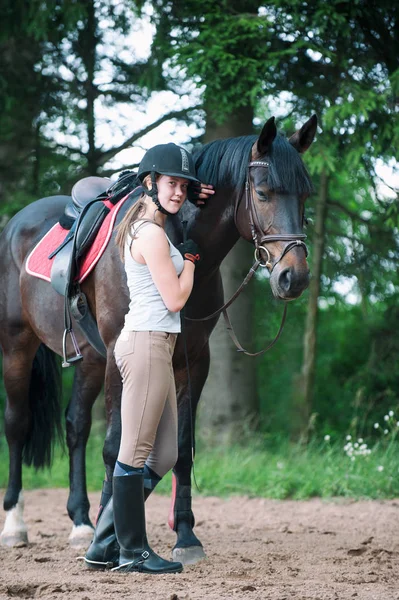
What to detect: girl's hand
<box><xmin>187</xmin><ymin>182</ymin><xmax>215</xmax><ymax>206</ymax></box>
<box><xmin>176</xmin><ymin>240</ymin><xmax>202</xmax><ymax>265</ymax></box>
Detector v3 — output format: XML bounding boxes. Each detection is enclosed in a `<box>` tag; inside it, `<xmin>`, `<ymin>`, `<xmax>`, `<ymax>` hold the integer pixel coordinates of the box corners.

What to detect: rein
<box><xmin>185</xmin><ymin>158</ymin><xmax>307</xmax><ymax>357</ymax></box>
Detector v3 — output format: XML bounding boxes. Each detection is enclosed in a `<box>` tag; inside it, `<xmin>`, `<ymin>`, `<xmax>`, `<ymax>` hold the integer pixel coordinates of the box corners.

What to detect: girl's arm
<box><xmin>133</xmin><ymin>224</ymin><xmax>195</xmax><ymax>313</ymax></box>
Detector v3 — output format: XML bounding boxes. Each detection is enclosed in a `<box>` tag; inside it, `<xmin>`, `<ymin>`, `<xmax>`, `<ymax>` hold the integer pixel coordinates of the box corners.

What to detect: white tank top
<box><xmin>122</xmin><ymin>221</ymin><xmax>184</xmax><ymax>333</ymax></box>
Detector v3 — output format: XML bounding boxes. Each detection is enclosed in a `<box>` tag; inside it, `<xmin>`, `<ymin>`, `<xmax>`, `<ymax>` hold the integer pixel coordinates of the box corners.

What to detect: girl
<box><xmin>84</xmin><ymin>143</ymin><xmax>213</xmax><ymax>574</ymax></box>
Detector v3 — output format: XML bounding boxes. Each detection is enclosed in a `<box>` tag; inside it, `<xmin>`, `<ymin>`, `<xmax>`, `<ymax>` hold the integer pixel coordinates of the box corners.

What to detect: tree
<box><xmin>36</xmin><ymin>0</ymin><xmax>203</xmax><ymax>187</ymax></box>
<box><xmin>0</xmin><ymin>0</ymin><xmax>204</xmax><ymax>226</ymax></box>
<box><xmin>161</xmin><ymin>0</ymin><xmax>398</xmax><ymax>440</ymax></box>
<box><xmin>0</xmin><ymin>0</ymin><xmax>85</xmax><ymax>217</ymax></box>
<box><xmin>144</xmin><ymin>0</ymin><xmax>282</xmax><ymax>440</ymax></box>
<box><xmin>277</xmin><ymin>0</ymin><xmax>399</xmax><ymax>437</ymax></box>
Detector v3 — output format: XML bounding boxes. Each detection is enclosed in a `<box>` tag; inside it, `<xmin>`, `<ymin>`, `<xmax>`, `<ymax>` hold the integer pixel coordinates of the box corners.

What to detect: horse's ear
<box><xmin>289</xmin><ymin>114</ymin><xmax>318</xmax><ymax>153</ymax></box>
<box><xmin>255</xmin><ymin>117</ymin><xmax>277</xmax><ymax>157</ymax></box>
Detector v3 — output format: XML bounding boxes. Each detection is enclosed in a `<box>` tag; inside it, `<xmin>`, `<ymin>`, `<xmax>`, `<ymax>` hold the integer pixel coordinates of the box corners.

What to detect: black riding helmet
<box><xmin>137</xmin><ymin>143</ymin><xmax>200</xmax><ymax>215</ymax></box>
<box><xmin>138</xmin><ymin>143</ymin><xmax>199</xmax><ymax>184</ymax></box>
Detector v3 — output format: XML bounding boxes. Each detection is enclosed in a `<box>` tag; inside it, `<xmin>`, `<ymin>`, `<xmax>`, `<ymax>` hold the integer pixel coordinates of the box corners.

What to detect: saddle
<box><xmin>50</xmin><ymin>172</ymin><xmax>140</xmax><ymax>367</ymax></box>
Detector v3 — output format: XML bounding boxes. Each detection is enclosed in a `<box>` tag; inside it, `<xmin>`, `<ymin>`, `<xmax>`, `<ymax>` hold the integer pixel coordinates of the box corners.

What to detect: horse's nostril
<box><xmin>278</xmin><ymin>268</ymin><xmax>292</xmax><ymax>292</ymax></box>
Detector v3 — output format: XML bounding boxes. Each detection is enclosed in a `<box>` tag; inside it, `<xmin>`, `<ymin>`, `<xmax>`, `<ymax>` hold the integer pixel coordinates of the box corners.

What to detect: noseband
<box><xmin>240</xmin><ymin>160</ymin><xmax>308</xmax><ymax>272</ymax></box>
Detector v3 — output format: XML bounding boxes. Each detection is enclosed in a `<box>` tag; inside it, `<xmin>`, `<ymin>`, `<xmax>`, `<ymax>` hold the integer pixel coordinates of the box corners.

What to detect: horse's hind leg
<box><xmin>169</xmin><ymin>345</ymin><xmax>210</xmax><ymax>565</ymax></box>
<box><xmin>65</xmin><ymin>351</ymin><xmax>105</xmax><ymax>548</ymax></box>
<box><xmin>1</xmin><ymin>335</ymin><xmax>40</xmax><ymax>547</ymax></box>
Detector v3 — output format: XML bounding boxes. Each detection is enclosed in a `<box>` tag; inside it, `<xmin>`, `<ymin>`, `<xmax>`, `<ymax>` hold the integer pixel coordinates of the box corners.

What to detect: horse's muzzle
<box><xmin>270</xmin><ymin>264</ymin><xmax>310</xmax><ymax>300</ymax></box>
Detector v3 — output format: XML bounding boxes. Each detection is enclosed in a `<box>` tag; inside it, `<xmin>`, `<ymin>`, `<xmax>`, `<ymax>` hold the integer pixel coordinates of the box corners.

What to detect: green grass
<box><xmin>0</xmin><ymin>431</ymin><xmax>398</xmax><ymax>499</ymax></box>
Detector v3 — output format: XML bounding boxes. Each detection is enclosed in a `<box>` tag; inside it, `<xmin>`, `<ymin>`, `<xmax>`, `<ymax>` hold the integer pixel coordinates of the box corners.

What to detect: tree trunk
<box><xmin>0</xmin><ymin>37</ymin><xmax>41</xmax><ymax>211</ymax></box>
<box><xmin>197</xmin><ymin>105</ymin><xmax>258</xmax><ymax>445</ymax></box>
<box><xmin>80</xmin><ymin>0</ymin><xmax>98</xmax><ymax>175</ymax></box>
<box><xmin>292</xmin><ymin>170</ymin><xmax>329</xmax><ymax>440</ymax></box>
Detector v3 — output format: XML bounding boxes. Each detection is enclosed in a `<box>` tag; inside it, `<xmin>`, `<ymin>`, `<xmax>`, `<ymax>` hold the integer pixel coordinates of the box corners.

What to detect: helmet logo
<box><xmin>180</xmin><ymin>149</ymin><xmax>189</xmax><ymax>172</ymax></box>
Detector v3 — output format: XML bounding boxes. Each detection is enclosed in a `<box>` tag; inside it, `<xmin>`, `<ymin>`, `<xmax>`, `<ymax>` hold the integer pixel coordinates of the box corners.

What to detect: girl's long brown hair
<box><xmin>115</xmin><ymin>174</ymin><xmax>157</xmax><ymax>260</ymax></box>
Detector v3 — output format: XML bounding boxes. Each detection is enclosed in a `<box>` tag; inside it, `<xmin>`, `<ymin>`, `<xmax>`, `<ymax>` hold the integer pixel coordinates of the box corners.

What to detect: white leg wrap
<box><xmin>0</xmin><ymin>492</ymin><xmax>29</xmax><ymax>547</ymax></box>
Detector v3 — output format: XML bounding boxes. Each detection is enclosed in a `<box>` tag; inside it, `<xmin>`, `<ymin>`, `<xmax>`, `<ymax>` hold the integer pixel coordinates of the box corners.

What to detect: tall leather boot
<box><xmin>84</xmin><ymin>495</ymin><xmax>119</xmax><ymax>569</ymax></box>
<box><xmin>83</xmin><ymin>467</ymin><xmax>161</xmax><ymax>570</ymax></box>
<box><xmin>112</xmin><ymin>473</ymin><xmax>182</xmax><ymax>573</ymax></box>
<box><xmin>96</xmin><ymin>479</ymin><xmax>113</xmax><ymax>522</ymax></box>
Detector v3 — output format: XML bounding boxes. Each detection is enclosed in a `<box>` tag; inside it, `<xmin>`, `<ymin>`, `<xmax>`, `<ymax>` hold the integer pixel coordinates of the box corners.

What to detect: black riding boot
<box><xmin>96</xmin><ymin>479</ymin><xmax>113</xmax><ymax>522</ymax></box>
<box><xmin>112</xmin><ymin>473</ymin><xmax>183</xmax><ymax>574</ymax></box>
<box><xmin>83</xmin><ymin>466</ymin><xmax>161</xmax><ymax>570</ymax></box>
<box><xmin>84</xmin><ymin>486</ymin><xmax>119</xmax><ymax>570</ymax></box>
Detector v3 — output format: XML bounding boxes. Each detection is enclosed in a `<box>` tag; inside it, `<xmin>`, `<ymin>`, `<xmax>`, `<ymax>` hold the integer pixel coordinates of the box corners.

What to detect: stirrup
<box><xmin>62</xmin><ymin>328</ymin><xmax>83</xmax><ymax>367</ymax></box>
<box><xmin>76</xmin><ymin>556</ymin><xmax>115</xmax><ymax>570</ymax></box>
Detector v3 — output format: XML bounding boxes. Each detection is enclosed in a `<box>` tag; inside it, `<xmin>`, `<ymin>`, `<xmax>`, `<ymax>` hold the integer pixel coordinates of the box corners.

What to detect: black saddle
<box><xmin>60</xmin><ymin>176</ymin><xmax>112</xmax><ymax>230</ymax></box>
<box><xmin>49</xmin><ymin>172</ymin><xmax>141</xmax><ymax>366</ymax></box>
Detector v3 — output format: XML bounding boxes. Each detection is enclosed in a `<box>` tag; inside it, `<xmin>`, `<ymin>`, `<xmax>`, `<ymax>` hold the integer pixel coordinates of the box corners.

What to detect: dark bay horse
<box><xmin>0</xmin><ymin>115</ymin><xmax>317</xmax><ymax>563</ymax></box>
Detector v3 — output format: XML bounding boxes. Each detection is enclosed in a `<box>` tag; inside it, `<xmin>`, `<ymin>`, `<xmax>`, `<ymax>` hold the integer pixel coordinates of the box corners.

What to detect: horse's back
<box><xmin>0</xmin><ymin>196</ymin><xmax>70</xmax><ymax>267</ymax></box>
<box><xmin>0</xmin><ymin>196</ymin><xmax>69</xmax><ymax>335</ymax></box>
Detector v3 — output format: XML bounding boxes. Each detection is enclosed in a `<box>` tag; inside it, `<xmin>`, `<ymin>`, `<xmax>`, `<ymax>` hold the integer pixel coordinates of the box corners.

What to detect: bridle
<box><xmin>240</xmin><ymin>159</ymin><xmax>308</xmax><ymax>272</ymax></box>
<box><xmin>185</xmin><ymin>156</ymin><xmax>309</xmax><ymax>357</ymax></box>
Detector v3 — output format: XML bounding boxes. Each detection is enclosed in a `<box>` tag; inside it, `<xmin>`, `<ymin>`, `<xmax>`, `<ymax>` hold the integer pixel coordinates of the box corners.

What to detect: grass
<box><xmin>0</xmin><ymin>428</ymin><xmax>398</xmax><ymax>500</ymax></box>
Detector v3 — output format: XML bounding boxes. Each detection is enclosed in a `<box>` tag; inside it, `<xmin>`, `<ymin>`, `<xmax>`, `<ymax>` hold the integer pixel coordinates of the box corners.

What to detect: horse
<box><xmin>0</xmin><ymin>115</ymin><xmax>317</xmax><ymax>563</ymax></box>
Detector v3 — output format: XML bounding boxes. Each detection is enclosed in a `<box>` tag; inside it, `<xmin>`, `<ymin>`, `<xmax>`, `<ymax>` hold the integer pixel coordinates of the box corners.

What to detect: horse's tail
<box><xmin>23</xmin><ymin>344</ymin><xmax>63</xmax><ymax>469</ymax></box>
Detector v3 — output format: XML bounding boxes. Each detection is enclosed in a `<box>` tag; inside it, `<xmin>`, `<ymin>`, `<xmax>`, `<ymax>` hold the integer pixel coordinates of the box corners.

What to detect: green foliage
<box><xmin>254</xmin><ymin>277</ymin><xmax>399</xmax><ymax>439</ymax></box>
<box><xmin>147</xmin><ymin>1</ymin><xmax>280</xmax><ymax>120</ymax></box>
<box><xmin>1</xmin><ymin>431</ymin><xmax>398</xmax><ymax>500</ymax></box>
<box><xmin>0</xmin><ymin>0</ymin><xmax>398</xmax><ymax>497</ymax></box>
<box><xmin>191</xmin><ymin>437</ymin><xmax>399</xmax><ymax>499</ymax></box>
<box><xmin>0</xmin><ymin>0</ymin><xmax>181</xmax><ymax>219</ymax></box>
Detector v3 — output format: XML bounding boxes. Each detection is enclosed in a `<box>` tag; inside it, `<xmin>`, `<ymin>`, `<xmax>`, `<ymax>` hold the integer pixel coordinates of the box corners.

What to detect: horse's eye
<box><xmin>256</xmin><ymin>190</ymin><xmax>269</xmax><ymax>202</ymax></box>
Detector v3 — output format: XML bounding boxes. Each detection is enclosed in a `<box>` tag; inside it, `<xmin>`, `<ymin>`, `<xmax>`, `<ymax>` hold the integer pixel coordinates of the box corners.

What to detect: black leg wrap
<box><xmin>173</xmin><ymin>485</ymin><xmax>195</xmax><ymax>530</ymax></box>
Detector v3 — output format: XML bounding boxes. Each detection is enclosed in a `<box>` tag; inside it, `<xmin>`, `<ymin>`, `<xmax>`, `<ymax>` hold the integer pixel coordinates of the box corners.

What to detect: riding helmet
<box><xmin>137</xmin><ymin>143</ymin><xmax>199</xmax><ymax>185</ymax></box>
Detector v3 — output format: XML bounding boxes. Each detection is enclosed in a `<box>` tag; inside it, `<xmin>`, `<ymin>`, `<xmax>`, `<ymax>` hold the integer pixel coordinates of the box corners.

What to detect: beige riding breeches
<box><xmin>114</xmin><ymin>330</ymin><xmax>178</xmax><ymax>476</ymax></box>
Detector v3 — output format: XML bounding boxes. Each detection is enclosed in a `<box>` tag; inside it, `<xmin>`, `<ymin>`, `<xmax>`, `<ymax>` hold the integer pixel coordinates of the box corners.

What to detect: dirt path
<box><xmin>0</xmin><ymin>489</ymin><xmax>398</xmax><ymax>599</ymax></box>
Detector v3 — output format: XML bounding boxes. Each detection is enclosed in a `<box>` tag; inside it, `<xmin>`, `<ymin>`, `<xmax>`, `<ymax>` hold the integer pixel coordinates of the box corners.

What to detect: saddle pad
<box><xmin>26</xmin><ymin>196</ymin><xmax>129</xmax><ymax>283</ymax></box>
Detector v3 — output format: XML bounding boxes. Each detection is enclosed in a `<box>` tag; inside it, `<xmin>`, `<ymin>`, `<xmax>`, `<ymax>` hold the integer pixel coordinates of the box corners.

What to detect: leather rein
<box><xmin>185</xmin><ymin>158</ymin><xmax>308</xmax><ymax>357</ymax></box>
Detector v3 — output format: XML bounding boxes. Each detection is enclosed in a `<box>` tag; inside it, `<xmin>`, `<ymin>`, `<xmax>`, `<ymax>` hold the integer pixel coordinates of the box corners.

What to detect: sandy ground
<box><xmin>0</xmin><ymin>489</ymin><xmax>398</xmax><ymax>600</ymax></box>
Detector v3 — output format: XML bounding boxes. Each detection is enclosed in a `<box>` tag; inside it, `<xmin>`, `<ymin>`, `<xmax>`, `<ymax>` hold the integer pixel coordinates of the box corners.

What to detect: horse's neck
<box><xmin>192</xmin><ymin>189</ymin><xmax>240</xmax><ymax>269</ymax></box>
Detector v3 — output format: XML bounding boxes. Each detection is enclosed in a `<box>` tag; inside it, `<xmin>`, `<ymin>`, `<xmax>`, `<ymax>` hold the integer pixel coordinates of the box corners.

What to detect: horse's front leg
<box><xmin>169</xmin><ymin>344</ymin><xmax>210</xmax><ymax>565</ymax></box>
<box><xmin>66</xmin><ymin>351</ymin><xmax>105</xmax><ymax>548</ymax></box>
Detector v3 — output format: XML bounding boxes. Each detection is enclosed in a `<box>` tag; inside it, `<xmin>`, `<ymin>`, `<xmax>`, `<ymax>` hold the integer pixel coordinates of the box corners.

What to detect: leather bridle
<box><xmin>241</xmin><ymin>159</ymin><xmax>308</xmax><ymax>272</ymax></box>
<box><xmin>185</xmin><ymin>157</ymin><xmax>309</xmax><ymax>357</ymax></box>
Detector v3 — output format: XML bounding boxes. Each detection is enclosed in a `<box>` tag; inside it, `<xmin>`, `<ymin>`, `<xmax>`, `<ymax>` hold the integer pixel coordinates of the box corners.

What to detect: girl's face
<box><xmin>156</xmin><ymin>175</ymin><xmax>189</xmax><ymax>214</ymax></box>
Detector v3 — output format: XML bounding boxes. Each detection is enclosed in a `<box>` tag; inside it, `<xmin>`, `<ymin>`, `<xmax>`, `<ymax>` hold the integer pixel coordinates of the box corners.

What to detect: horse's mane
<box><xmin>194</xmin><ymin>135</ymin><xmax>254</xmax><ymax>190</ymax></box>
<box><xmin>194</xmin><ymin>133</ymin><xmax>313</xmax><ymax>195</ymax></box>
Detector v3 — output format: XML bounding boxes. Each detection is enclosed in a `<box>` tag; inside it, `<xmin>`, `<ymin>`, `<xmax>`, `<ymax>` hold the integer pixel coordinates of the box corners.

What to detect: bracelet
<box><xmin>184</xmin><ymin>253</ymin><xmax>200</xmax><ymax>264</ymax></box>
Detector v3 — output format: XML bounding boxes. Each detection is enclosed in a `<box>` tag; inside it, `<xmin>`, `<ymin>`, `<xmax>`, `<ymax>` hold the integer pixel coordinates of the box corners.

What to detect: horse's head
<box><xmin>236</xmin><ymin>115</ymin><xmax>317</xmax><ymax>300</ymax></box>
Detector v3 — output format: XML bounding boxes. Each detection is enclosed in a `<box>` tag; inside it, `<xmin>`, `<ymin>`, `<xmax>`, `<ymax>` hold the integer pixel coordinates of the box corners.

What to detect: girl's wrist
<box><xmin>184</xmin><ymin>260</ymin><xmax>196</xmax><ymax>271</ymax></box>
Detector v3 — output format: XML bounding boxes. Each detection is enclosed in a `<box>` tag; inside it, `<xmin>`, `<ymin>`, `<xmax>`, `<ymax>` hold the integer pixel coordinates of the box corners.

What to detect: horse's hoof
<box><xmin>0</xmin><ymin>531</ymin><xmax>29</xmax><ymax>547</ymax></box>
<box><xmin>172</xmin><ymin>545</ymin><xmax>206</xmax><ymax>565</ymax></box>
<box><xmin>68</xmin><ymin>524</ymin><xmax>94</xmax><ymax>549</ymax></box>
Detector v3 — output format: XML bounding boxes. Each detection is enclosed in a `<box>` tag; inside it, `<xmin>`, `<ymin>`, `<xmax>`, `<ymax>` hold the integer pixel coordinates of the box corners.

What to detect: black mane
<box><xmin>194</xmin><ymin>133</ymin><xmax>313</xmax><ymax>195</ymax></box>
